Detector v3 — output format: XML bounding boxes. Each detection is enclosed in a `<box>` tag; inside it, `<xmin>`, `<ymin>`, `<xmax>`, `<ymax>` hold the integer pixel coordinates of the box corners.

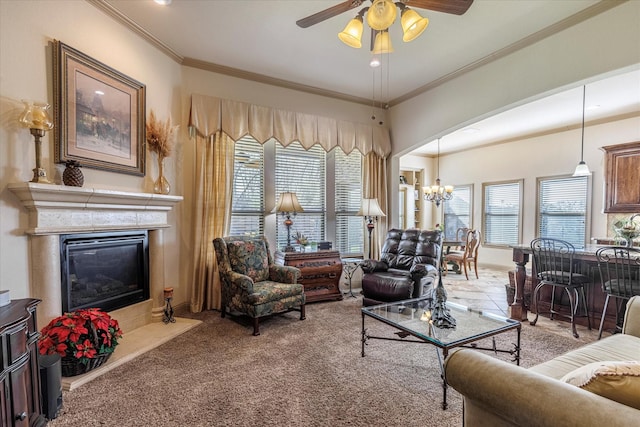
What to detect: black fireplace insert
<box><xmin>60</xmin><ymin>230</ymin><xmax>149</xmax><ymax>313</ymax></box>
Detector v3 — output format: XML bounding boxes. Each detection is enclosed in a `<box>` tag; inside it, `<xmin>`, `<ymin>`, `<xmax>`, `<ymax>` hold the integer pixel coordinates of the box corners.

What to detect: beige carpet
<box><xmin>48</xmin><ymin>282</ymin><xmax>592</xmax><ymax>427</ymax></box>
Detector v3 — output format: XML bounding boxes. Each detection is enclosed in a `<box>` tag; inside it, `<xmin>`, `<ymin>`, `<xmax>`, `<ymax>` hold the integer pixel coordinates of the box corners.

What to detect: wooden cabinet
<box><xmin>0</xmin><ymin>299</ymin><xmax>46</xmax><ymax>427</ymax></box>
<box><xmin>274</xmin><ymin>250</ymin><xmax>343</xmax><ymax>303</ymax></box>
<box><xmin>603</xmin><ymin>141</ymin><xmax>640</xmax><ymax>213</ymax></box>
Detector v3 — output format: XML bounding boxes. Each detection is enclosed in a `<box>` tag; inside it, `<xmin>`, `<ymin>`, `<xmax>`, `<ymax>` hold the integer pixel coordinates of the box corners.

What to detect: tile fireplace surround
<box><xmin>8</xmin><ymin>182</ymin><xmax>202</xmax><ymax>389</ymax></box>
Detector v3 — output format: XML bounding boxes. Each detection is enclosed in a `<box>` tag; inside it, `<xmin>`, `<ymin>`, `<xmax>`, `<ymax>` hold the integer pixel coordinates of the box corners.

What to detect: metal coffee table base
<box><xmin>361</xmin><ymin>310</ymin><xmax>521</xmax><ymax>410</ymax></box>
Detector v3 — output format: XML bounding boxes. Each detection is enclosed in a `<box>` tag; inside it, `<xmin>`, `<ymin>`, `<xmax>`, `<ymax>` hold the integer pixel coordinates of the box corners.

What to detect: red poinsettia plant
<box><xmin>38</xmin><ymin>308</ymin><xmax>123</xmax><ymax>365</ymax></box>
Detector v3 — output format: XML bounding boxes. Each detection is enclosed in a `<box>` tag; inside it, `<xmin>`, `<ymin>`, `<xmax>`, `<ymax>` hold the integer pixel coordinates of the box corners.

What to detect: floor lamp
<box><xmin>358</xmin><ymin>198</ymin><xmax>386</xmax><ymax>259</ymax></box>
<box><xmin>274</xmin><ymin>192</ymin><xmax>304</xmax><ymax>252</ymax></box>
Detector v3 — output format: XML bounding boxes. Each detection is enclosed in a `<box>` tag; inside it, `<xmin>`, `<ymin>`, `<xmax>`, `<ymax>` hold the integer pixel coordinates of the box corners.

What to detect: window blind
<box><xmin>229</xmin><ymin>137</ymin><xmax>264</xmax><ymax>236</ymax></box>
<box><xmin>538</xmin><ymin>176</ymin><xmax>588</xmax><ymax>247</ymax></box>
<box><xmin>335</xmin><ymin>148</ymin><xmax>363</xmax><ymax>255</ymax></box>
<box><xmin>483</xmin><ymin>181</ymin><xmax>521</xmax><ymax>246</ymax></box>
<box><xmin>275</xmin><ymin>142</ymin><xmax>326</xmax><ymax>250</ymax></box>
<box><xmin>443</xmin><ymin>185</ymin><xmax>472</xmax><ymax>240</ymax></box>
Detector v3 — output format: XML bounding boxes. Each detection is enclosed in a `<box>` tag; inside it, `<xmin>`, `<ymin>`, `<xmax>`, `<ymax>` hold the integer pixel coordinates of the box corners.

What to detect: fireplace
<box><xmin>61</xmin><ymin>231</ymin><xmax>150</xmax><ymax>313</ymax></box>
<box><xmin>8</xmin><ymin>182</ymin><xmax>183</xmax><ymax>331</ymax></box>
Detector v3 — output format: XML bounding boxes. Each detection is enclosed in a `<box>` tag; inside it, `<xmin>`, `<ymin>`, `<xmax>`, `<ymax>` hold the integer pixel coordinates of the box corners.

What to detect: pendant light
<box><xmin>573</xmin><ymin>85</ymin><xmax>591</xmax><ymax>176</ymax></box>
<box><xmin>423</xmin><ymin>138</ymin><xmax>454</xmax><ymax>207</ymax></box>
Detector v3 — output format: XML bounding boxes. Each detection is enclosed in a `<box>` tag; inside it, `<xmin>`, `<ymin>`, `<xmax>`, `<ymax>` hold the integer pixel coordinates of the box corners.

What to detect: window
<box><xmin>275</xmin><ymin>142</ymin><xmax>326</xmax><ymax>250</ymax></box>
<box><xmin>443</xmin><ymin>184</ymin><xmax>473</xmax><ymax>240</ymax></box>
<box><xmin>335</xmin><ymin>148</ymin><xmax>363</xmax><ymax>255</ymax></box>
<box><xmin>537</xmin><ymin>175</ymin><xmax>589</xmax><ymax>247</ymax></box>
<box><xmin>482</xmin><ymin>180</ymin><xmax>523</xmax><ymax>246</ymax></box>
<box><xmin>229</xmin><ymin>137</ymin><xmax>264</xmax><ymax>236</ymax></box>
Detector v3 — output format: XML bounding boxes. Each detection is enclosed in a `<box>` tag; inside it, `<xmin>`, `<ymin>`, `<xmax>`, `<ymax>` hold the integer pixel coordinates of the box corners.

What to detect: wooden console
<box><xmin>274</xmin><ymin>250</ymin><xmax>343</xmax><ymax>303</ymax></box>
<box><xmin>0</xmin><ymin>298</ymin><xmax>46</xmax><ymax>427</ymax></box>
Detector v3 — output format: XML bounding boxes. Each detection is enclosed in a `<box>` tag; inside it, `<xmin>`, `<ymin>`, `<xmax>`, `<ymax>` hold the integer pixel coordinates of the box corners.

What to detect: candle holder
<box><xmin>163</xmin><ymin>287</ymin><xmax>175</xmax><ymax>324</ymax></box>
<box><xmin>19</xmin><ymin>101</ymin><xmax>54</xmax><ymax>184</ymax></box>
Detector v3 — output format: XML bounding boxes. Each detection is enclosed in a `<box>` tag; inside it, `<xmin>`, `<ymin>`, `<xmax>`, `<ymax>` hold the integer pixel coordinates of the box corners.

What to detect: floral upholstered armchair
<box><xmin>213</xmin><ymin>235</ymin><xmax>306</xmax><ymax>335</ymax></box>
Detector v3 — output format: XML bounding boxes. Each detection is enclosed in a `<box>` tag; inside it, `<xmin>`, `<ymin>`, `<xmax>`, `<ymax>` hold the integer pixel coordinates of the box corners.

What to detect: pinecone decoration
<box><xmin>62</xmin><ymin>160</ymin><xmax>84</xmax><ymax>187</ymax></box>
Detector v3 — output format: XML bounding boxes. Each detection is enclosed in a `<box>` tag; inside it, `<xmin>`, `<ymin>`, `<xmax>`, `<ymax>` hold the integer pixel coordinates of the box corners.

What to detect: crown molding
<box><xmin>87</xmin><ymin>0</ymin><xmax>624</xmax><ymax>107</ymax></box>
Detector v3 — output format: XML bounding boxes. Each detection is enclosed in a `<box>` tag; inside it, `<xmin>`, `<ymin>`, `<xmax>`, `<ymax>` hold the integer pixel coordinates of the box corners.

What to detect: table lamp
<box><xmin>358</xmin><ymin>198</ymin><xmax>386</xmax><ymax>259</ymax></box>
<box><xmin>274</xmin><ymin>192</ymin><xmax>304</xmax><ymax>252</ymax></box>
<box><xmin>19</xmin><ymin>100</ymin><xmax>54</xmax><ymax>184</ymax></box>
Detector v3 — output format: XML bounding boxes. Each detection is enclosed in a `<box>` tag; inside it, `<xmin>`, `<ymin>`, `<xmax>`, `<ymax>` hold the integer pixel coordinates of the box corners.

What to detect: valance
<box><xmin>188</xmin><ymin>94</ymin><xmax>391</xmax><ymax>158</ymax></box>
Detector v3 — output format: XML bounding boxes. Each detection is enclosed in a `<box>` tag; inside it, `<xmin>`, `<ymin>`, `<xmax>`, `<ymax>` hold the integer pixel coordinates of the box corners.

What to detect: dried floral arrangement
<box><xmin>146</xmin><ymin>109</ymin><xmax>176</xmax><ymax>158</ymax></box>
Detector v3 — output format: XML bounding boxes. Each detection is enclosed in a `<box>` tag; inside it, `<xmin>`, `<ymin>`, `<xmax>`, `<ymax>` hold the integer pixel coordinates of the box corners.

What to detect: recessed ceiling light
<box><xmin>95</xmin><ymin>90</ymin><xmax>105</xmax><ymax>96</ymax></box>
<box><xmin>154</xmin><ymin>0</ymin><xmax>172</xmax><ymax>5</ymax></box>
<box><xmin>369</xmin><ymin>57</ymin><xmax>381</xmax><ymax>68</ymax></box>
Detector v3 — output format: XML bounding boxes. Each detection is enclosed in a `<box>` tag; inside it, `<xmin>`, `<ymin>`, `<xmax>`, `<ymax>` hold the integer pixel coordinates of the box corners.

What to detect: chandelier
<box><xmin>338</xmin><ymin>0</ymin><xmax>429</xmax><ymax>52</ymax></box>
<box><xmin>423</xmin><ymin>138</ymin><xmax>453</xmax><ymax>207</ymax></box>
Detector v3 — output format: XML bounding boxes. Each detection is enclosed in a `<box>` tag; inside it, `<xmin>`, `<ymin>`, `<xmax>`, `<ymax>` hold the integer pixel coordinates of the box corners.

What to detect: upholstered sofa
<box><xmin>444</xmin><ymin>296</ymin><xmax>640</xmax><ymax>426</ymax></box>
<box><xmin>360</xmin><ymin>228</ymin><xmax>442</xmax><ymax>306</ymax></box>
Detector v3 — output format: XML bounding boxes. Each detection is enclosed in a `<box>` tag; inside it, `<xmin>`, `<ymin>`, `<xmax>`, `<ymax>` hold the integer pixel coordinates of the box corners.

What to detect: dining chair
<box><xmin>455</xmin><ymin>227</ymin><xmax>469</xmax><ymax>251</ymax></box>
<box><xmin>595</xmin><ymin>246</ymin><xmax>640</xmax><ymax>339</ymax></box>
<box><xmin>530</xmin><ymin>238</ymin><xmax>591</xmax><ymax>338</ymax></box>
<box><xmin>444</xmin><ymin>229</ymin><xmax>480</xmax><ymax>280</ymax></box>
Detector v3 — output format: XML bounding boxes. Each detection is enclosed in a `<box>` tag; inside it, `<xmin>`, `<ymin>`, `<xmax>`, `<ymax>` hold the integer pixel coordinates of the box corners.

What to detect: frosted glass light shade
<box><xmin>367</xmin><ymin>0</ymin><xmax>397</xmax><ymax>30</ymax></box>
<box><xmin>401</xmin><ymin>9</ymin><xmax>429</xmax><ymax>42</ymax></box>
<box><xmin>372</xmin><ymin>31</ymin><xmax>394</xmax><ymax>54</ymax></box>
<box><xmin>19</xmin><ymin>101</ymin><xmax>53</xmax><ymax>131</ymax></box>
<box><xmin>573</xmin><ymin>161</ymin><xmax>591</xmax><ymax>176</ymax></box>
<box><xmin>338</xmin><ymin>16</ymin><xmax>364</xmax><ymax>48</ymax></box>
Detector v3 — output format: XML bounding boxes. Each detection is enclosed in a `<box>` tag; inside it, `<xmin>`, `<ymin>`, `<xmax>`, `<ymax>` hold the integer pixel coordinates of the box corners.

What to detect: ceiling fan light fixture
<box><xmin>401</xmin><ymin>8</ymin><xmax>429</xmax><ymax>42</ymax></box>
<box><xmin>338</xmin><ymin>15</ymin><xmax>364</xmax><ymax>48</ymax></box>
<box><xmin>372</xmin><ymin>30</ymin><xmax>394</xmax><ymax>55</ymax></box>
<box><xmin>367</xmin><ymin>0</ymin><xmax>397</xmax><ymax>31</ymax></box>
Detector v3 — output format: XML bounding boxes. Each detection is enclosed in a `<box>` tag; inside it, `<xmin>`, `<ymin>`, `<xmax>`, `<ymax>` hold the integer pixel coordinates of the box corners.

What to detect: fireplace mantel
<box><xmin>8</xmin><ymin>182</ymin><xmax>182</xmax><ymax>235</ymax></box>
<box><xmin>8</xmin><ymin>182</ymin><xmax>183</xmax><ymax>331</ymax></box>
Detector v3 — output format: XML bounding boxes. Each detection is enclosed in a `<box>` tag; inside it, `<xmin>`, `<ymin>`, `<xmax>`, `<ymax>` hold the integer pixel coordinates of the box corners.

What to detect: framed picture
<box><xmin>53</xmin><ymin>40</ymin><xmax>146</xmax><ymax>176</ymax></box>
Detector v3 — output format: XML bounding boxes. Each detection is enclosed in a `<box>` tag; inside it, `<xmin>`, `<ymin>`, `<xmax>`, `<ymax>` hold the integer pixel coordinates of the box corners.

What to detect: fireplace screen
<box><xmin>60</xmin><ymin>231</ymin><xmax>149</xmax><ymax>313</ymax></box>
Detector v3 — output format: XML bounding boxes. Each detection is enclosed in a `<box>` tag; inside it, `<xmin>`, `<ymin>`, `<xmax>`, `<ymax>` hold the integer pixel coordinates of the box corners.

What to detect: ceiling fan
<box><xmin>296</xmin><ymin>0</ymin><xmax>474</xmax><ymax>29</ymax></box>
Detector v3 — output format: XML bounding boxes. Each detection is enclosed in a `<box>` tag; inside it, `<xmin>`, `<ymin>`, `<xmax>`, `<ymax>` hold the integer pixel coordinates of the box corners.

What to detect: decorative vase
<box><xmin>153</xmin><ymin>155</ymin><xmax>170</xmax><ymax>194</ymax></box>
<box><xmin>62</xmin><ymin>160</ymin><xmax>84</xmax><ymax>187</ymax></box>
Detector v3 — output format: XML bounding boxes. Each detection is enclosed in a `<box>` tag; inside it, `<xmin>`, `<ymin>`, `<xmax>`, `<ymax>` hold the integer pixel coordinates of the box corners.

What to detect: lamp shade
<box><xmin>274</xmin><ymin>192</ymin><xmax>304</xmax><ymax>213</ymax></box>
<box><xmin>372</xmin><ymin>30</ymin><xmax>394</xmax><ymax>54</ymax></box>
<box><xmin>357</xmin><ymin>198</ymin><xmax>386</xmax><ymax>218</ymax></box>
<box><xmin>338</xmin><ymin>16</ymin><xmax>364</xmax><ymax>48</ymax></box>
<box><xmin>573</xmin><ymin>161</ymin><xmax>591</xmax><ymax>176</ymax></box>
<box><xmin>367</xmin><ymin>0</ymin><xmax>397</xmax><ymax>30</ymax></box>
<box><xmin>401</xmin><ymin>9</ymin><xmax>429</xmax><ymax>42</ymax></box>
<box><xmin>19</xmin><ymin>101</ymin><xmax>53</xmax><ymax>131</ymax></box>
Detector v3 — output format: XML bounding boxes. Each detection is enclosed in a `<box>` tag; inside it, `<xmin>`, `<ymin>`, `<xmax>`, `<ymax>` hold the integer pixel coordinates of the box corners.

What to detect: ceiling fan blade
<box><xmin>403</xmin><ymin>0</ymin><xmax>474</xmax><ymax>16</ymax></box>
<box><xmin>296</xmin><ymin>1</ymin><xmax>366</xmax><ymax>28</ymax></box>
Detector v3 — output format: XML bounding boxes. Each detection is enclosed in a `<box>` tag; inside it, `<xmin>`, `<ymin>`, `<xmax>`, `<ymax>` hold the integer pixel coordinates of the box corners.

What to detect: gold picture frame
<box><xmin>53</xmin><ymin>40</ymin><xmax>146</xmax><ymax>176</ymax></box>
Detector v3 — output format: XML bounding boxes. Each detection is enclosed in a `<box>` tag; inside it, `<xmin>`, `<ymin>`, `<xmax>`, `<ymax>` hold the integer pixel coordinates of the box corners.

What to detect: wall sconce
<box><xmin>19</xmin><ymin>100</ymin><xmax>54</xmax><ymax>184</ymax></box>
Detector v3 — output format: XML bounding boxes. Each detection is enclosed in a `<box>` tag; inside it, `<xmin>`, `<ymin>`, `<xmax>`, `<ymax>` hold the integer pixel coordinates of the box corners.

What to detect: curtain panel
<box><xmin>189</xmin><ymin>94</ymin><xmax>391</xmax><ymax>158</ymax></box>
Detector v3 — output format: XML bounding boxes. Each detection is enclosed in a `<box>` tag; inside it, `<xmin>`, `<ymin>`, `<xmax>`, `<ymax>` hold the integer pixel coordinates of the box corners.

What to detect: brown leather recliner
<box><xmin>360</xmin><ymin>228</ymin><xmax>442</xmax><ymax>306</ymax></box>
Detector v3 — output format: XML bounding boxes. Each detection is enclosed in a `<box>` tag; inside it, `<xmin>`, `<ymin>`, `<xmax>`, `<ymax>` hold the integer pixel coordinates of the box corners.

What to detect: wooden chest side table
<box><xmin>274</xmin><ymin>250</ymin><xmax>343</xmax><ymax>303</ymax></box>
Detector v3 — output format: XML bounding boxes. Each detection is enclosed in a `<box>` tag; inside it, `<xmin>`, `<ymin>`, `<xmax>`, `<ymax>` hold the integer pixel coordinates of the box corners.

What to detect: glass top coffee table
<box><xmin>361</xmin><ymin>297</ymin><xmax>521</xmax><ymax>409</ymax></box>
